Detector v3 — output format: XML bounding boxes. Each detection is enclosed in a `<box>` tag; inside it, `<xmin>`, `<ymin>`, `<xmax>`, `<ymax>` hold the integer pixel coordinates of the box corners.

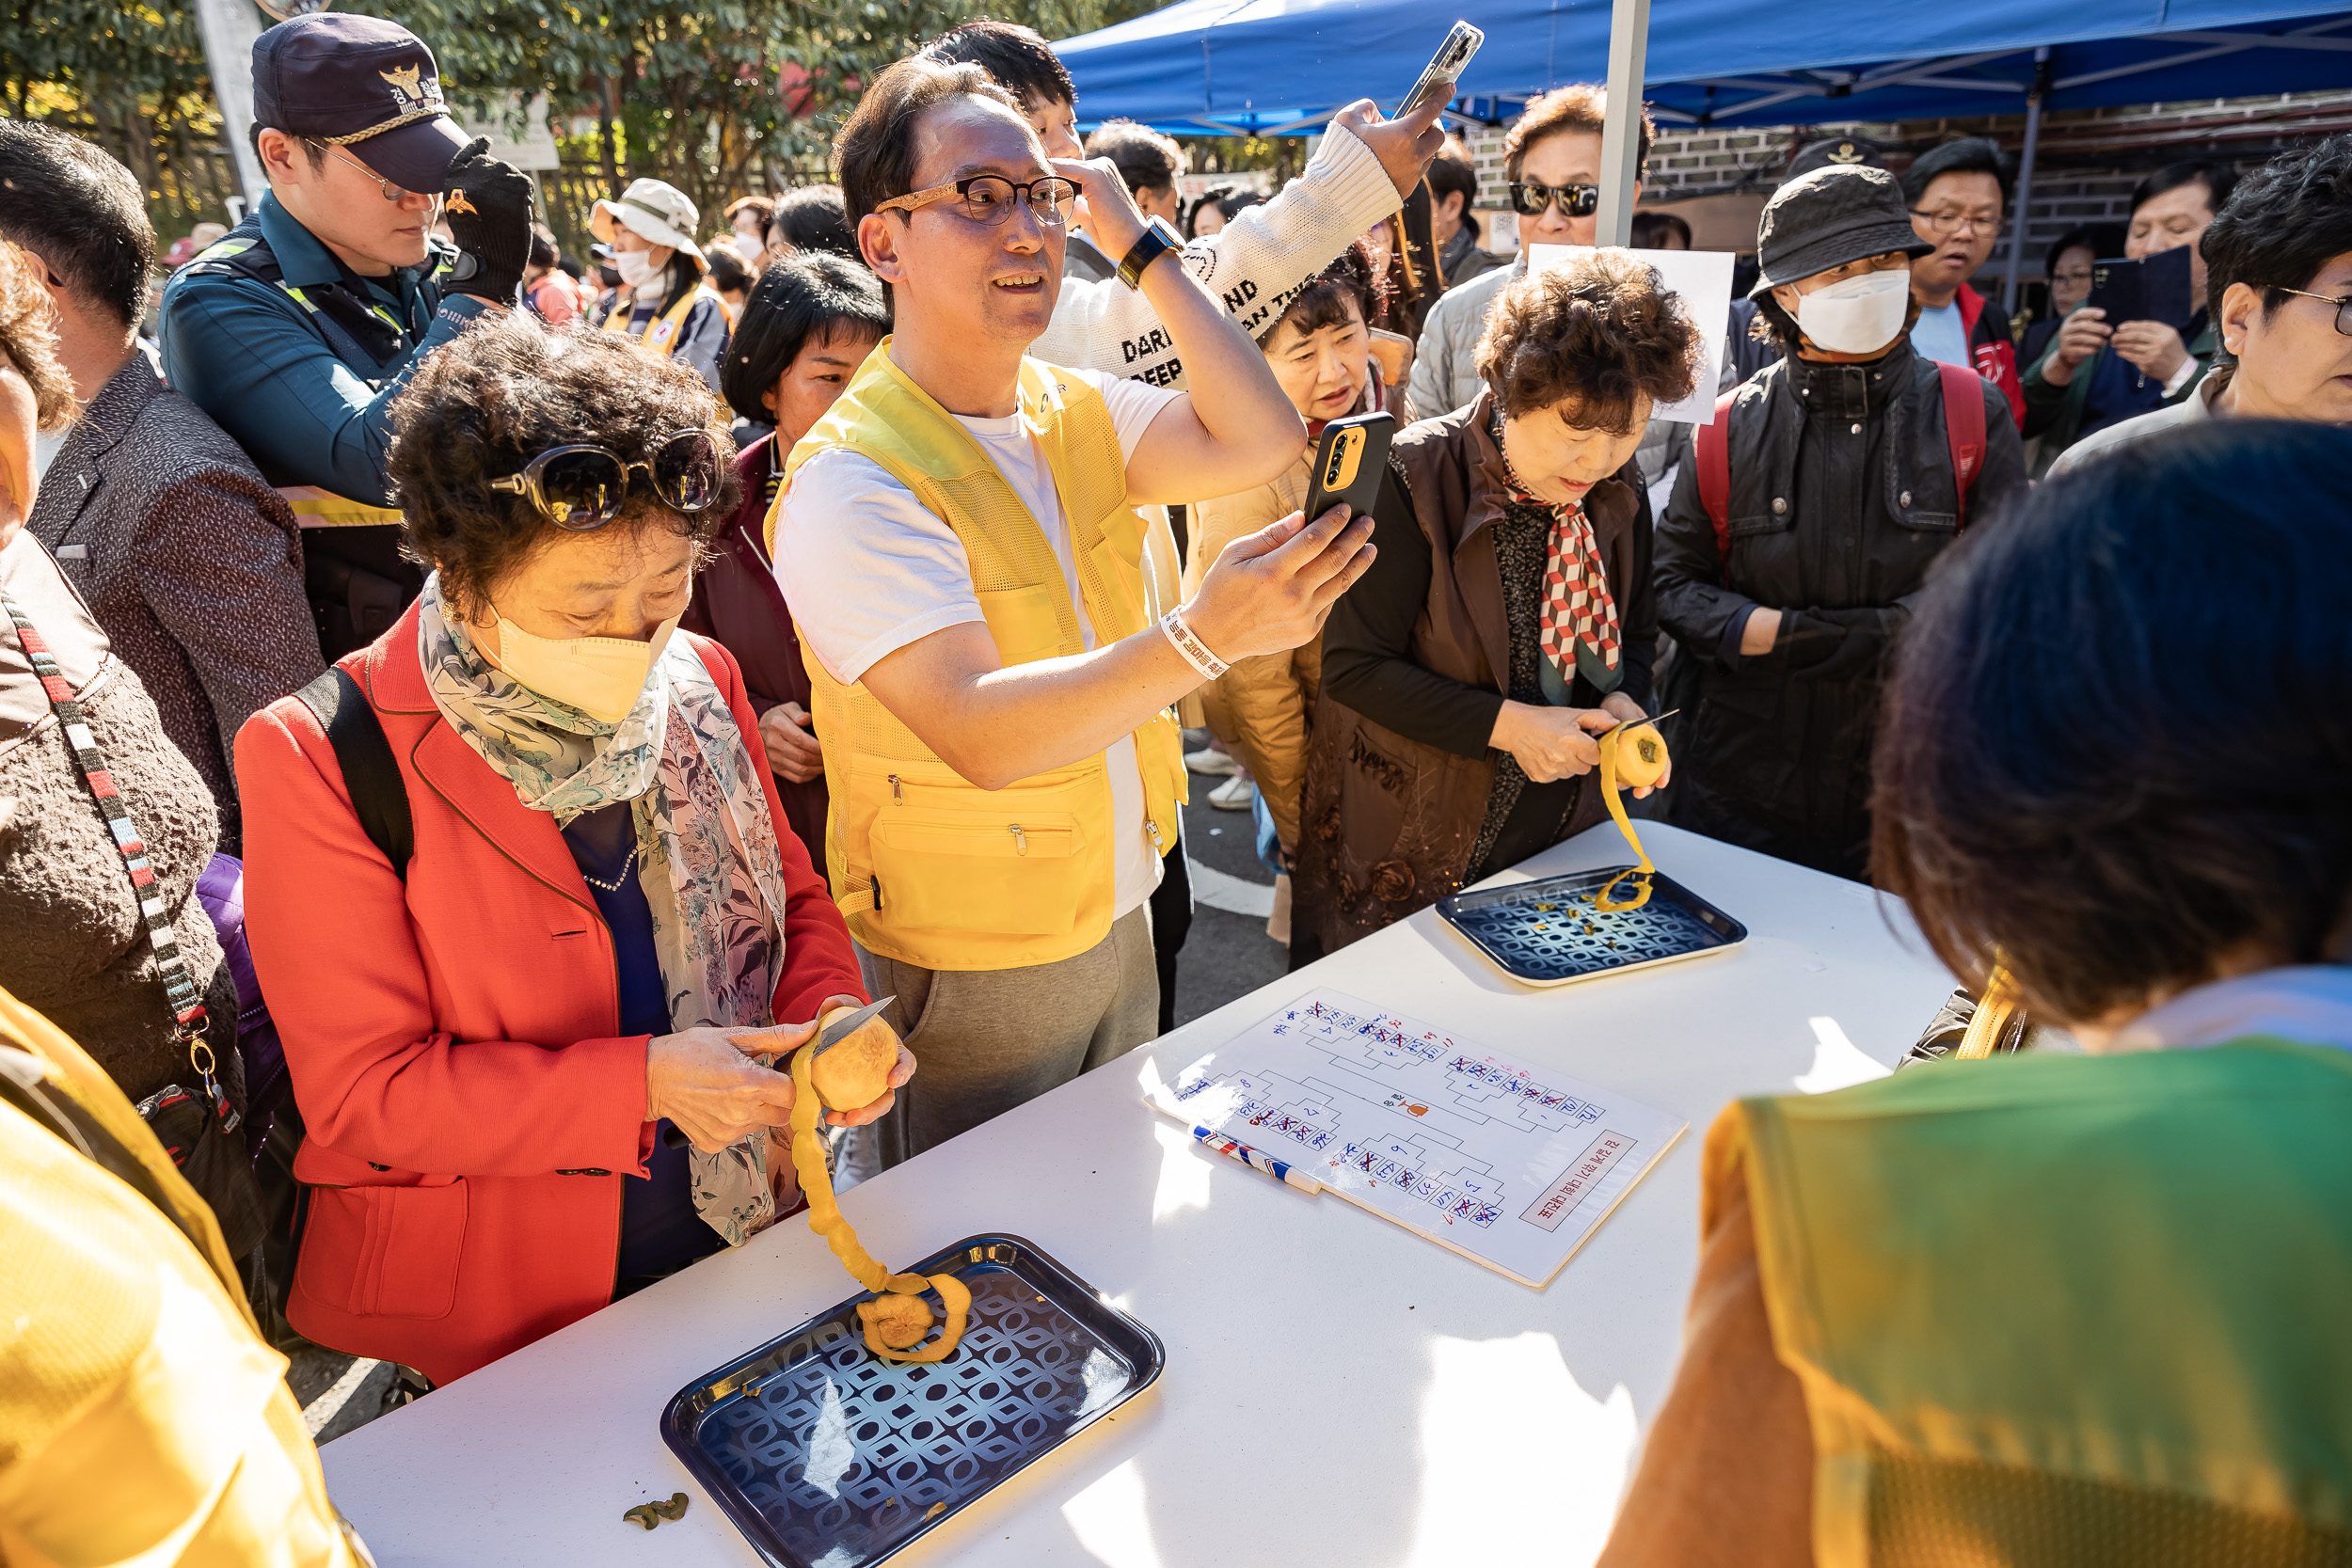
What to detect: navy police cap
<box><xmin>252</xmin><ymin>14</ymin><xmax>469</xmax><ymax>195</ymax></box>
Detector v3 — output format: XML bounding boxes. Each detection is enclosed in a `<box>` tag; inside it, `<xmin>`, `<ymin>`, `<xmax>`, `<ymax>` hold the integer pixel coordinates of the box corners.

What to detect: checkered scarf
<box><xmin>1492</xmin><ymin>406</ymin><xmax>1622</xmax><ymax>691</ymax></box>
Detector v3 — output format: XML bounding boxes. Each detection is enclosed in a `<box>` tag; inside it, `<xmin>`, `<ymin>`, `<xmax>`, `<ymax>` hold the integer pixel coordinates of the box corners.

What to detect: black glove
<box><xmin>1783</xmin><ymin>607</ymin><xmax>1894</xmax><ymax>684</ymax></box>
<box><xmin>438</xmin><ymin>137</ymin><xmax>534</xmax><ymax>306</ymax></box>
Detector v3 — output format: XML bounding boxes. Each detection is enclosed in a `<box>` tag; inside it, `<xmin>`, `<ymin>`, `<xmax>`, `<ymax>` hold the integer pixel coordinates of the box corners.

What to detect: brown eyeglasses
<box><xmin>877</xmin><ymin>174</ymin><xmax>1079</xmax><ymax>230</ymax></box>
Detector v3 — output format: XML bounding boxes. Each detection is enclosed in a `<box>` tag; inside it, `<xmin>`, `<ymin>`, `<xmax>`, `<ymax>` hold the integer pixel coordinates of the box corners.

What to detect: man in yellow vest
<box><xmin>771</xmin><ymin>55</ymin><xmax>1375</xmax><ymax>1163</ymax></box>
<box><xmin>590</xmin><ymin>177</ymin><xmax>731</xmax><ymax>395</ymax></box>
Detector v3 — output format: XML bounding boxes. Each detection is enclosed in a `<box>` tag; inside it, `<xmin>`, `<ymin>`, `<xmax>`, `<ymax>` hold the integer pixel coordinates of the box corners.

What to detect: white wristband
<box><xmin>1160</xmin><ymin>607</ymin><xmax>1230</xmax><ymax>680</ymax></box>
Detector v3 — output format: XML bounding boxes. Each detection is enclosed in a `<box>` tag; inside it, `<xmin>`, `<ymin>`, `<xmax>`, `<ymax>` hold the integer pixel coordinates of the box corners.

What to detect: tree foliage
<box><xmin>3</xmin><ymin>0</ymin><xmax>1168</xmax><ymax>248</ymax></box>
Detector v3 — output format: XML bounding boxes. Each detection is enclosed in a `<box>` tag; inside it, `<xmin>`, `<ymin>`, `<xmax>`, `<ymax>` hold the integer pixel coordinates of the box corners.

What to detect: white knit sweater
<box><xmin>1030</xmin><ymin>123</ymin><xmax>1401</xmax><ymax>390</ymax></box>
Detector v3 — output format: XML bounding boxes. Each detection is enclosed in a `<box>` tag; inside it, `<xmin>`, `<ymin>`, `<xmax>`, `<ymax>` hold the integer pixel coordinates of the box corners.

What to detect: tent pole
<box><xmin>2000</xmin><ymin>46</ymin><xmax>2050</xmax><ymax>317</ymax></box>
<box><xmin>1597</xmin><ymin>0</ymin><xmax>1651</xmax><ymax>246</ymax></box>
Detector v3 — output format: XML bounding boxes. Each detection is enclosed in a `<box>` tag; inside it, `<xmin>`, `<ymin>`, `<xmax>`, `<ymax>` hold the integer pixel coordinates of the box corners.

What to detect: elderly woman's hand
<box><xmin>645</xmin><ymin>1026</ymin><xmax>806</xmax><ymax>1152</ymax></box>
<box><xmin>1489</xmin><ymin>701</ymin><xmax>1619</xmax><ymax>784</ymax></box>
<box><xmin>736</xmin><ymin>995</ymin><xmax>916</xmax><ymax>1130</ymax></box>
<box><xmin>1599</xmin><ymin>692</ymin><xmax>1673</xmax><ymax>799</ymax></box>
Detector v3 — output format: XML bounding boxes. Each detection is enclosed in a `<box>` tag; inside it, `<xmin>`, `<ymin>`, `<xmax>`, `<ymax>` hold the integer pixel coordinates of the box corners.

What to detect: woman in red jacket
<box><xmin>235</xmin><ymin>315</ymin><xmax>909</xmax><ymax>1387</ymax></box>
<box><xmin>688</xmin><ymin>251</ymin><xmax>889</xmax><ymax>881</ymax></box>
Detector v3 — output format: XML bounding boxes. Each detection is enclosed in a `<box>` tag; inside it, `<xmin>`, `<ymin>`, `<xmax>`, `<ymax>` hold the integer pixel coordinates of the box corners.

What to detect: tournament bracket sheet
<box><xmin>1149</xmin><ymin>990</ymin><xmax>1687</xmax><ymax>1287</ymax></box>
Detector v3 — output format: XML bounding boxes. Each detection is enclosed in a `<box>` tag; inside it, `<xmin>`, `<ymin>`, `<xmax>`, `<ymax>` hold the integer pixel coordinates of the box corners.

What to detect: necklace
<box><xmin>580</xmin><ymin>844</ymin><xmax>638</xmax><ymax>892</ymax></box>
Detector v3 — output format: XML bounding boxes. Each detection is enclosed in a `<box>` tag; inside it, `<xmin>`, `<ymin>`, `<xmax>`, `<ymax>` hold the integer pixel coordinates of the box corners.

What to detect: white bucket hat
<box><xmin>591</xmin><ymin>178</ymin><xmax>707</xmax><ymax>272</ymax></box>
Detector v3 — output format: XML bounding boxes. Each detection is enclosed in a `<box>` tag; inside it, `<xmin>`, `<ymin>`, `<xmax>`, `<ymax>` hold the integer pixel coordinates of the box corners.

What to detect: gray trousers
<box><xmin>860</xmin><ymin>907</ymin><xmax>1158</xmax><ymax>1167</ymax></box>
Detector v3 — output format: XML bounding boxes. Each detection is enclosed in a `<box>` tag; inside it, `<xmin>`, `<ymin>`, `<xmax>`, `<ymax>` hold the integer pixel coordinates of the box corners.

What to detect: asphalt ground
<box><xmin>1166</xmin><ymin>740</ymin><xmax>1295</xmax><ymax>1027</ymax></box>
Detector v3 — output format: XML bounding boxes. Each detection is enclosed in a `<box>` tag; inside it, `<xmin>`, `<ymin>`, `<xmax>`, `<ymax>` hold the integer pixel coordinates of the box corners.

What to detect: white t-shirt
<box><xmin>776</xmin><ymin>365</ymin><xmax>1184</xmax><ymax>920</ymax></box>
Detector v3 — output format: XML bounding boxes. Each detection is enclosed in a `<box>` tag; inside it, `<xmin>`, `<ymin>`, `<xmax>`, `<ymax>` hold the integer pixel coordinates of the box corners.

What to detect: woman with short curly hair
<box><xmin>233</xmin><ymin>313</ymin><xmax>909</xmax><ymax>1386</ymax></box>
<box><xmin>1292</xmin><ymin>252</ymin><xmax>1698</xmax><ymax>958</ymax></box>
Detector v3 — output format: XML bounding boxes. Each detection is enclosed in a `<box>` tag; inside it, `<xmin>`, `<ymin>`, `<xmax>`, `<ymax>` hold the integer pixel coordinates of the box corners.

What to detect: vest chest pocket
<box><xmin>974</xmin><ymin>581</ymin><xmax>1076</xmax><ymax>666</ymax></box>
<box><xmin>869</xmin><ymin>809</ymin><xmax>1088</xmax><ymax>935</ymax></box>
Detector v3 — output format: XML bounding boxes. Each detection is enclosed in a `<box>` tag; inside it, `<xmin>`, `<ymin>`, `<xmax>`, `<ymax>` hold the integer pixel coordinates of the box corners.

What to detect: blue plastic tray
<box><xmin>1436</xmin><ymin>865</ymin><xmax>1746</xmax><ymax>986</ymax></box>
<box><xmin>660</xmin><ymin>1235</ymin><xmax>1164</xmax><ymax>1567</ymax></box>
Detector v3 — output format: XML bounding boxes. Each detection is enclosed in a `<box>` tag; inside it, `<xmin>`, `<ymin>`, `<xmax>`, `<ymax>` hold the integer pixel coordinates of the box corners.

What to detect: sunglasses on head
<box><xmin>487</xmin><ymin>430</ymin><xmax>723</xmax><ymax>531</ymax></box>
<box><xmin>1509</xmin><ymin>181</ymin><xmax>1601</xmax><ymax>219</ymax></box>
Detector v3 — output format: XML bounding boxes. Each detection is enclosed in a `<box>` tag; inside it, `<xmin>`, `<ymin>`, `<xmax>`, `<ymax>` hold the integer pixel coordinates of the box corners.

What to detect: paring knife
<box><xmin>659</xmin><ymin>996</ymin><xmax>898</xmax><ymax>1148</ymax></box>
<box><xmin>809</xmin><ymin>994</ymin><xmax>896</xmax><ymax>1059</ymax></box>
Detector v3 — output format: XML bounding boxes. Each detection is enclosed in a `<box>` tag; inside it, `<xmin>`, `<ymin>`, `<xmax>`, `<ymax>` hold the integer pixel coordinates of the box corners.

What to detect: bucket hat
<box><xmin>251</xmin><ymin>14</ymin><xmax>470</xmax><ymax>196</ymax></box>
<box><xmin>1750</xmin><ymin>164</ymin><xmax>1931</xmax><ymax>299</ymax></box>
<box><xmin>591</xmin><ymin>179</ymin><xmax>708</xmax><ymax>272</ymax></box>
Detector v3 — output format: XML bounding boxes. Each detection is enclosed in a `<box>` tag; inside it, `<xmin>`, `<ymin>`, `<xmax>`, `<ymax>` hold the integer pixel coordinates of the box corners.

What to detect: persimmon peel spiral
<box><xmin>788</xmin><ymin>1042</ymin><xmax>970</xmax><ymax>1362</ymax></box>
<box><xmin>1593</xmin><ymin>723</ymin><xmax>1668</xmax><ymax>912</ymax></box>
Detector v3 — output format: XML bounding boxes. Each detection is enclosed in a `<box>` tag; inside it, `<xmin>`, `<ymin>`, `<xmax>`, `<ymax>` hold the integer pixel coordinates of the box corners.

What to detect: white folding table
<box><xmin>320</xmin><ymin>822</ymin><xmax>1953</xmax><ymax>1566</ymax></box>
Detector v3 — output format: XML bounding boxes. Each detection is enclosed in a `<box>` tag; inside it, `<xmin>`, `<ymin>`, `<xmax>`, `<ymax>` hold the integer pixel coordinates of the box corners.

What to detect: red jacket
<box><xmin>1956</xmin><ymin>283</ymin><xmax>2025</xmax><ymax>428</ymax></box>
<box><xmin>234</xmin><ymin>602</ymin><xmax>862</xmax><ymax>1385</ymax></box>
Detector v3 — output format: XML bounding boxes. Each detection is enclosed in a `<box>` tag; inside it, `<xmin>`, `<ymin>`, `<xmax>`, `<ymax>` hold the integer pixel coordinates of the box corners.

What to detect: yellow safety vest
<box><xmin>603</xmin><ymin>285</ymin><xmax>716</xmax><ymax>359</ymax></box>
<box><xmin>770</xmin><ymin>341</ymin><xmax>1186</xmax><ymax>971</ymax></box>
<box><xmin>1724</xmin><ymin>1041</ymin><xmax>2352</xmax><ymax>1565</ymax></box>
<box><xmin>275</xmin><ymin>483</ymin><xmax>404</xmax><ymax>530</ymax></box>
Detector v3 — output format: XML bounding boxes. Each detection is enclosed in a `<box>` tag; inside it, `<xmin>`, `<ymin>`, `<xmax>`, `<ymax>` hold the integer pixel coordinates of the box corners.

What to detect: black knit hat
<box><xmin>1750</xmin><ymin>164</ymin><xmax>1931</xmax><ymax>299</ymax></box>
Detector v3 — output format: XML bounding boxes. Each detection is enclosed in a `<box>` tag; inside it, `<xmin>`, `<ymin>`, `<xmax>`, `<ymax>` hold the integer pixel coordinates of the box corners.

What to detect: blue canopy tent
<box><xmin>1056</xmin><ymin>0</ymin><xmax>2352</xmax><ymax>135</ymax></box>
<box><xmin>1057</xmin><ymin>0</ymin><xmax>2352</xmax><ymax>301</ymax></box>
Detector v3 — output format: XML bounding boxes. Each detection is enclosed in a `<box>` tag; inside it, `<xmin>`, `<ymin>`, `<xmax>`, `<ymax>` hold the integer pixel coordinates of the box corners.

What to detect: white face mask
<box><xmin>612</xmin><ymin>246</ymin><xmax>659</xmax><ymax>290</ymax></box>
<box><xmin>482</xmin><ymin>604</ymin><xmax>679</xmax><ymax>723</ymax></box>
<box><xmin>1793</xmin><ymin>268</ymin><xmax>1913</xmax><ymax>356</ymax></box>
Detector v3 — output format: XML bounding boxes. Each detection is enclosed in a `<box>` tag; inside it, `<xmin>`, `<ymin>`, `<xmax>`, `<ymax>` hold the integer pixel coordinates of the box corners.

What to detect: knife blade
<box><xmin>810</xmin><ymin>994</ymin><xmax>896</xmax><ymax>1059</ymax></box>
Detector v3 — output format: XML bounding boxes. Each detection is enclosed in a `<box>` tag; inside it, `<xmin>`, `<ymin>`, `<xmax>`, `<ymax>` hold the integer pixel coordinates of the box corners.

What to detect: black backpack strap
<box><xmin>293</xmin><ymin>667</ymin><xmax>413</xmax><ymax>881</ymax></box>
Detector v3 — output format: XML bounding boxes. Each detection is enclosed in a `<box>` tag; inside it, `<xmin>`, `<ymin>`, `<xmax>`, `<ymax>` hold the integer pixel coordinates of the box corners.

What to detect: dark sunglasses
<box><xmin>488</xmin><ymin>430</ymin><xmax>723</xmax><ymax>530</ymax></box>
<box><xmin>1508</xmin><ymin>181</ymin><xmax>1600</xmax><ymax>220</ymax></box>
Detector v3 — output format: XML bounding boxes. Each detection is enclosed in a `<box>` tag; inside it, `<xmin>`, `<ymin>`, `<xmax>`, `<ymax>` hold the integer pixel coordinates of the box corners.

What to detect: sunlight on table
<box><xmin>1795</xmin><ymin>1014</ymin><xmax>1895</xmax><ymax>1095</ymax></box>
<box><xmin>1404</xmin><ymin>1333</ymin><xmax>1639</xmax><ymax>1566</ymax></box>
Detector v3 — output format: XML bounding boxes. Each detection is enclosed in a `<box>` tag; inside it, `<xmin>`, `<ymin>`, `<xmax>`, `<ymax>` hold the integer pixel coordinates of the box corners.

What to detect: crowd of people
<box><xmin>1</xmin><ymin>6</ymin><xmax>2347</xmax><ymax>1561</ymax></box>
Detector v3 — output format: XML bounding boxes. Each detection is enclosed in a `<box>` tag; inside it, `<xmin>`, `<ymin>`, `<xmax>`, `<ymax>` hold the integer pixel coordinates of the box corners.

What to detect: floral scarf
<box><xmin>417</xmin><ymin>577</ymin><xmax>791</xmax><ymax>1245</ymax></box>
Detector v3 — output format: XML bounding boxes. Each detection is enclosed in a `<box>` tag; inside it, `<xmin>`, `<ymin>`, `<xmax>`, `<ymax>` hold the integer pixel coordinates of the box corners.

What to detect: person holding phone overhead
<box><xmin>2021</xmin><ymin>162</ymin><xmax>2236</xmax><ymax>471</ymax></box>
<box><xmin>1292</xmin><ymin>254</ymin><xmax>1697</xmax><ymax>963</ymax></box>
<box><xmin>1184</xmin><ymin>242</ymin><xmax>1392</xmax><ymax>895</ymax></box>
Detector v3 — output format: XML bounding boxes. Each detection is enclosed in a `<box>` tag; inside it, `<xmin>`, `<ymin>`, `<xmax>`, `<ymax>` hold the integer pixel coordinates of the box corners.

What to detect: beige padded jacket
<box><xmin>1183</xmin><ymin>443</ymin><xmax>1322</xmax><ymax>850</ymax></box>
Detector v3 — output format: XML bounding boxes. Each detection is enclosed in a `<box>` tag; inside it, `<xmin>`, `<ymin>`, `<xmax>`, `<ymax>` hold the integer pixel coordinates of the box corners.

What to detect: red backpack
<box><xmin>1694</xmin><ymin>360</ymin><xmax>1989</xmax><ymax>565</ymax></box>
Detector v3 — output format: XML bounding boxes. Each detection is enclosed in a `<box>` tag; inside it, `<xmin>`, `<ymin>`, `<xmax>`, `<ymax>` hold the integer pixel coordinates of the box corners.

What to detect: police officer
<box><xmin>160</xmin><ymin>14</ymin><xmax>532</xmax><ymax>657</ymax></box>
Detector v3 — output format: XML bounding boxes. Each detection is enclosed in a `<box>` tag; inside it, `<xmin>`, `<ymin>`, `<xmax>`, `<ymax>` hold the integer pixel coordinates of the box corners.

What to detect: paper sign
<box><xmin>1529</xmin><ymin>244</ymin><xmax>1738</xmax><ymax>425</ymax></box>
<box><xmin>1147</xmin><ymin>990</ymin><xmax>1686</xmax><ymax>1289</ymax></box>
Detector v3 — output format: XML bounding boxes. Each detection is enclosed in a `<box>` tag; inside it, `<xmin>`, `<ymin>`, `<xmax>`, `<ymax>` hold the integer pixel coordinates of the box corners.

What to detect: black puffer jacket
<box><xmin>1654</xmin><ymin>337</ymin><xmax>2026</xmax><ymax>879</ymax></box>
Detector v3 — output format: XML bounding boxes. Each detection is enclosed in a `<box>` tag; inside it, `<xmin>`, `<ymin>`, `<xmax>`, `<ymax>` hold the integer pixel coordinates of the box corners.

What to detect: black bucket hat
<box><xmin>252</xmin><ymin>14</ymin><xmax>469</xmax><ymax>196</ymax></box>
<box><xmin>1750</xmin><ymin>164</ymin><xmax>1931</xmax><ymax>299</ymax></box>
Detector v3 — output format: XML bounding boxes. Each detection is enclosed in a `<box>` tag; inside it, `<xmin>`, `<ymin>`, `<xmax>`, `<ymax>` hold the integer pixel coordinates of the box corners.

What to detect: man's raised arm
<box><xmin>1030</xmin><ymin>100</ymin><xmax>1443</xmax><ymax>387</ymax></box>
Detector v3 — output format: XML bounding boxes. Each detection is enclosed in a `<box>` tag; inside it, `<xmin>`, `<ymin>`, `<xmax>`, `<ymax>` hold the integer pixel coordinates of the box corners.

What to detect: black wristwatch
<box><xmin>1117</xmin><ymin>217</ymin><xmax>1184</xmax><ymax>290</ymax></box>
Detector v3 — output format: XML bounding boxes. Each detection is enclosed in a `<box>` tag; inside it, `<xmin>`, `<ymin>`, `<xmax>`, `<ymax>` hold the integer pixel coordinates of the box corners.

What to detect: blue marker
<box><xmin>1191</xmin><ymin>1124</ymin><xmax>1324</xmax><ymax>1195</ymax></box>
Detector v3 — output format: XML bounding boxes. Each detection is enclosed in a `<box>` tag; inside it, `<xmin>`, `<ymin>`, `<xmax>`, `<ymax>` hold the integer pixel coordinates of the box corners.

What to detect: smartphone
<box><xmin>1304</xmin><ymin>411</ymin><xmax>1395</xmax><ymax>525</ymax></box>
<box><xmin>2082</xmin><ymin>245</ymin><xmax>2195</xmax><ymax>328</ymax></box>
<box><xmin>1397</xmin><ymin>22</ymin><xmax>1484</xmax><ymax>120</ymax></box>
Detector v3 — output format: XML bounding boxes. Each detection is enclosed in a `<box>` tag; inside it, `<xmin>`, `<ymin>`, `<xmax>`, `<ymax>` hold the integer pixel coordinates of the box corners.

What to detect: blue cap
<box><xmin>251</xmin><ymin>14</ymin><xmax>469</xmax><ymax>195</ymax></box>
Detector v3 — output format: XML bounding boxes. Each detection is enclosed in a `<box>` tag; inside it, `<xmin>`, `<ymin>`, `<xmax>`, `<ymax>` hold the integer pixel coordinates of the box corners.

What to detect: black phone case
<box><xmin>1304</xmin><ymin>411</ymin><xmax>1395</xmax><ymax>523</ymax></box>
<box><xmin>2084</xmin><ymin>246</ymin><xmax>2194</xmax><ymax>329</ymax></box>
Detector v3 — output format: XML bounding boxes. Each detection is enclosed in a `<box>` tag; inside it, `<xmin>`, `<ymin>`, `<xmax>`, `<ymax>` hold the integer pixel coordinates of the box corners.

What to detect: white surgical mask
<box><xmin>1793</xmin><ymin>268</ymin><xmax>1913</xmax><ymax>356</ymax></box>
<box><xmin>612</xmin><ymin>247</ymin><xmax>659</xmax><ymax>290</ymax></box>
<box><xmin>482</xmin><ymin>603</ymin><xmax>679</xmax><ymax>723</ymax></box>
